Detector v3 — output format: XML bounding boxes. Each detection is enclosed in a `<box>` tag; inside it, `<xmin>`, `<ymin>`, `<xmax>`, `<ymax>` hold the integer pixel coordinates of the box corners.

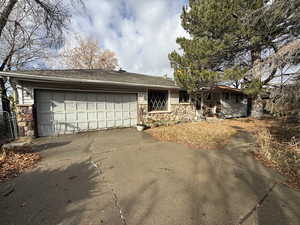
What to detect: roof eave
<box><xmin>0</xmin><ymin>71</ymin><xmax>180</xmax><ymax>90</ymax></box>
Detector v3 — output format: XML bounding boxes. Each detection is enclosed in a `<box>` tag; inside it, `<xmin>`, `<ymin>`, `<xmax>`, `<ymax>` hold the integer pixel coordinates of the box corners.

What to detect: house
<box><xmin>0</xmin><ymin>69</ymin><xmax>248</xmax><ymax>137</ymax></box>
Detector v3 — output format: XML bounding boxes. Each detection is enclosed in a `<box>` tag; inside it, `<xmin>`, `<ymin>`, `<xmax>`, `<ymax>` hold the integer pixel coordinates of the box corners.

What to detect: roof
<box><xmin>0</xmin><ymin>69</ymin><xmax>178</xmax><ymax>89</ymax></box>
<box><xmin>215</xmin><ymin>85</ymin><xmax>244</xmax><ymax>93</ymax></box>
<box><xmin>199</xmin><ymin>85</ymin><xmax>244</xmax><ymax>93</ymax></box>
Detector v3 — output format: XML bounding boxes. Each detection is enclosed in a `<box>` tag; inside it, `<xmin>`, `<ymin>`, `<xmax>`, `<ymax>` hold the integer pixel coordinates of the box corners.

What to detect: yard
<box><xmin>1</xmin><ymin>126</ymin><xmax>300</xmax><ymax>225</ymax></box>
<box><xmin>147</xmin><ymin>118</ymin><xmax>300</xmax><ymax>190</ymax></box>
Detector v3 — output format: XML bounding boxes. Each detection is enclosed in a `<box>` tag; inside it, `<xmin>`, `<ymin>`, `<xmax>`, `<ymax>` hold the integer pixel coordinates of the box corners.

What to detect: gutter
<box><xmin>0</xmin><ymin>71</ymin><xmax>180</xmax><ymax>89</ymax></box>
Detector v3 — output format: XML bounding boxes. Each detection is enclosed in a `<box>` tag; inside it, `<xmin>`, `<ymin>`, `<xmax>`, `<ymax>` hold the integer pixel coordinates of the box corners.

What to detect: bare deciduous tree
<box><xmin>0</xmin><ymin>2</ymin><xmax>49</xmax><ymax>71</ymax></box>
<box><xmin>0</xmin><ymin>0</ymin><xmax>84</xmax><ymax>42</ymax></box>
<box><xmin>60</xmin><ymin>37</ymin><xmax>119</xmax><ymax>70</ymax></box>
<box><xmin>0</xmin><ymin>0</ymin><xmax>84</xmax><ymax>109</ymax></box>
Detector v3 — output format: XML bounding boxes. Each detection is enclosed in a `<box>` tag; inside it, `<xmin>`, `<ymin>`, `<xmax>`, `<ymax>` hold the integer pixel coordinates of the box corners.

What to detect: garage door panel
<box><xmin>130</xmin><ymin>103</ymin><xmax>137</xmax><ymax>112</ymax></box>
<box><xmin>130</xmin><ymin>112</ymin><xmax>137</xmax><ymax>119</ymax></box>
<box><xmin>53</xmin><ymin>113</ymin><xmax>65</xmax><ymax>122</ymax></box>
<box><xmin>106</xmin><ymin>102</ymin><xmax>114</xmax><ymax>111</ymax></box>
<box><xmin>88</xmin><ymin>112</ymin><xmax>97</xmax><ymax>121</ymax></box>
<box><xmin>106</xmin><ymin>112</ymin><xmax>115</xmax><ymax>120</ymax></box>
<box><xmin>88</xmin><ymin>121</ymin><xmax>98</xmax><ymax>130</ymax></box>
<box><xmin>115</xmin><ymin>112</ymin><xmax>122</xmax><ymax>120</ymax></box>
<box><xmin>36</xmin><ymin>90</ymin><xmax>137</xmax><ymax>136</ymax></box>
<box><xmin>65</xmin><ymin>103</ymin><xmax>76</xmax><ymax>112</ymax></box>
<box><xmin>97</xmin><ymin>103</ymin><xmax>106</xmax><ymax>110</ymax></box>
<box><xmin>115</xmin><ymin>103</ymin><xmax>123</xmax><ymax>111</ymax></box>
<box><xmin>107</xmin><ymin>120</ymin><xmax>115</xmax><ymax>128</ymax></box>
<box><xmin>98</xmin><ymin>121</ymin><xmax>106</xmax><ymax>129</ymax></box>
<box><xmin>123</xmin><ymin>119</ymin><xmax>130</xmax><ymax>127</ymax></box>
<box><xmin>78</xmin><ymin>122</ymin><xmax>88</xmax><ymax>130</ymax></box>
<box><xmin>77</xmin><ymin>103</ymin><xmax>86</xmax><ymax>111</ymax></box>
<box><xmin>87</xmin><ymin>102</ymin><xmax>96</xmax><ymax>111</ymax></box>
<box><xmin>66</xmin><ymin>123</ymin><xmax>77</xmax><ymax>132</ymax></box>
<box><xmin>77</xmin><ymin>112</ymin><xmax>87</xmax><ymax>121</ymax></box>
<box><xmin>52</xmin><ymin>102</ymin><xmax>64</xmax><ymax>112</ymax></box>
<box><xmin>97</xmin><ymin>112</ymin><xmax>106</xmax><ymax>120</ymax></box>
<box><xmin>115</xmin><ymin>120</ymin><xmax>123</xmax><ymax>127</ymax></box>
<box><xmin>122</xmin><ymin>103</ymin><xmax>129</xmax><ymax>111</ymax></box>
<box><xmin>131</xmin><ymin>119</ymin><xmax>137</xmax><ymax>126</ymax></box>
<box><xmin>54</xmin><ymin>123</ymin><xmax>66</xmax><ymax>134</ymax></box>
<box><xmin>66</xmin><ymin>112</ymin><xmax>76</xmax><ymax>122</ymax></box>
<box><xmin>123</xmin><ymin>112</ymin><xmax>130</xmax><ymax>120</ymax></box>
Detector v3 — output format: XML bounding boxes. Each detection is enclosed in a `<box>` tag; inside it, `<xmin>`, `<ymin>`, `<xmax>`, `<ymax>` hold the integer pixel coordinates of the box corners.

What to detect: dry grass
<box><xmin>146</xmin><ymin>121</ymin><xmax>237</xmax><ymax>150</ymax></box>
<box><xmin>147</xmin><ymin>118</ymin><xmax>300</xmax><ymax>190</ymax></box>
<box><xmin>255</xmin><ymin>128</ymin><xmax>300</xmax><ymax>190</ymax></box>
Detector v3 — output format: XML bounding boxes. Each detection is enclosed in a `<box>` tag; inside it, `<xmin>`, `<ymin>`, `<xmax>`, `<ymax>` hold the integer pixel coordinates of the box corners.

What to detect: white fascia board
<box><xmin>0</xmin><ymin>71</ymin><xmax>180</xmax><ymax>90</ymax></box>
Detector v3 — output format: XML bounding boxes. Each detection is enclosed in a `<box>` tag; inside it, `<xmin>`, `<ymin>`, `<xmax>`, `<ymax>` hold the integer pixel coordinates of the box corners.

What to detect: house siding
<box><xmin>13</xmin><ymin>80</ymin><xmax>249</xmax><ymax>137</ymax></box>
<box><xmin>17</xmin><ymin>84</ymin><xmax>34</xmax><ymax>105</ymax></box>
<box><xmin>14</xmin><ymin>81</ymin><xmax>190</xmax><ymax>136</ymax></box>
<box><xmin>221</xmin><ymin>94</ymin><xmax>248</xmax><ymax>118</ymax></box>
<box><xmin>138</xmin><ymin>89</ymin><xmax>196</xmax><ymax>125</ymax></box>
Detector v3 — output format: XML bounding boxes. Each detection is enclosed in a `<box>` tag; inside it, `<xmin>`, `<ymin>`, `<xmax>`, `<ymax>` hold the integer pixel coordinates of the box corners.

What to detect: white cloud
<box><xmin>64</xmin><ymin>0</ymin><xmax>188</xmax><ymax>77</ymax></box>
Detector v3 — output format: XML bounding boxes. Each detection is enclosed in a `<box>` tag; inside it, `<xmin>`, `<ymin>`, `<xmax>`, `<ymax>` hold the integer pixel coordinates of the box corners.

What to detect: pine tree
<box><xmin>169</xmin><ymin>0</ymin><xmax>300</xmax><ymax>117</ymax></box>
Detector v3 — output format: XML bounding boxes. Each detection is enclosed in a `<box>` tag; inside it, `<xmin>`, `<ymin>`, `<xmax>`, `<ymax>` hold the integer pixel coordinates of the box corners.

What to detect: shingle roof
<box><xmin>1</xmin><ymin>69</ymin><xmax>178</xmax><ymax>88</ymax></box>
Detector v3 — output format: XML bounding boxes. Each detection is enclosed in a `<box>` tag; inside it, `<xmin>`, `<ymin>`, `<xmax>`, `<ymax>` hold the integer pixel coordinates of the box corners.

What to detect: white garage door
<box><xmin>36</xmin><ymin>90</ymin><xmax>138</xmax><ymax>136</ymax></box>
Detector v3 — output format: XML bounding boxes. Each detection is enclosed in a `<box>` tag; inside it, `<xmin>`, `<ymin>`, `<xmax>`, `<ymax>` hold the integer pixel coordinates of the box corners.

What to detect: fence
<box><xmin>0</xmin><ymin>111</ymin><xmax>18</xmax><ymax>142</ymax></box>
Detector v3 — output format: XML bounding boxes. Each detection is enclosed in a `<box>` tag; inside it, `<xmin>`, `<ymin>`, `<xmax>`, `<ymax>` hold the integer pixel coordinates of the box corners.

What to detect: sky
<box><xmin>65</xmin><ymin>0</ymin><xmax>188</xmax><ymax>77</ymax></box>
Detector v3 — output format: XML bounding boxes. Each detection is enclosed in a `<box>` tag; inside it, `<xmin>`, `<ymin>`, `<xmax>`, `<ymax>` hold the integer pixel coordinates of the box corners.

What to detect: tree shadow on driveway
<box><xmin>0</xmin><ymin>160</ymin><xmax>105</xmax><ymax>225</ymax></box>
<box><xmin>158</xmin><ymin>129</ymin><xmax>300</xmax><ymax>225</ymax></box>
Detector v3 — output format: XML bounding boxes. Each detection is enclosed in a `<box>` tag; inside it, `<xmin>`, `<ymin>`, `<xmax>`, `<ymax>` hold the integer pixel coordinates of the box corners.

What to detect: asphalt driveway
<box><xmin>1</xmin><ymin>128</ymin><xmax>299</xmax><ymax>225</ymax></box>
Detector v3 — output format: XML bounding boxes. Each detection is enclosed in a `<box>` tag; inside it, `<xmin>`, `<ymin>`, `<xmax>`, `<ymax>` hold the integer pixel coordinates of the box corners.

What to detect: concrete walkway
<box><xmin>0</xmin><ymin>128</ymin><xmax>299</xmax><ymax>225</ymax></box>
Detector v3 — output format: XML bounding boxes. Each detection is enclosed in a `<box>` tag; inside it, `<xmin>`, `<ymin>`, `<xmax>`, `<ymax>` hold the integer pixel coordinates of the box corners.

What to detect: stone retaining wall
<box><xmin>139</xmin><ymin>103</ymin><xmax>196</xmax><ymax>125</ymax></box>
<box><xmin>16</xmin><ymin>104</ymin><xmax>35</xmax><ymax>137</ymax></box>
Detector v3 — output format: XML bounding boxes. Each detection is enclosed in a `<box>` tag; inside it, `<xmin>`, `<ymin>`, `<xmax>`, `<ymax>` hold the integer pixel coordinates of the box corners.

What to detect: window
<box><xmin>179</xmin><ymin>91</ymin><xmax>190</xmax><ymax>103</ymax></box>
<box><xmin>235</xmin><ymin>94</ymin><xmax>242</xmax><ymax>103</ymax></box>
<box><xmin>148</xmin><ymin>90</ymin><xmax>168</xmax><ymax>111</ymax></box>
<box><xmin>224</xmin><ymin>92</ymin><xmax>230</xmax><ymax>100</ymax></box>
<box><xmin>207</xmin><ymin>93</ymin><xmax>212</xmax><ymax>100</ymax></box>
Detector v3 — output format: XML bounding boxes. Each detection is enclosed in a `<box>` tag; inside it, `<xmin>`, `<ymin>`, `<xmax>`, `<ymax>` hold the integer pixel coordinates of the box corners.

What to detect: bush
<box><xmin>256</xmin><ymin>128</ymin><xmax>300</xmax><ymax>180</ymax></box>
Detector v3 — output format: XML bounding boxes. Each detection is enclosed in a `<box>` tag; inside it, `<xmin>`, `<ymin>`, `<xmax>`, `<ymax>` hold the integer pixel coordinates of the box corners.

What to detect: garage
<box><xmin>36</xmin><ymin>90</ymin><xmax>138</xmax><ymax>136</ymax></box>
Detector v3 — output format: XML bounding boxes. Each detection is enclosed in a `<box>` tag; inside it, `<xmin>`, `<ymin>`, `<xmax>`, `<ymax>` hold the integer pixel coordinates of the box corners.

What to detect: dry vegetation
<box><xmin>147</xmin><ymin>118</ymin><xmax>300</xmax><ymax>190</ymax></box>
<box><xmin>147</xmin><ymin>121</ymin><xmax>238</xmax><ymax>150</ymax></box>
<box><xmin>0</xmin><ymin>150</ymin><xmax>41</xmax><ymax>182</ymax></box>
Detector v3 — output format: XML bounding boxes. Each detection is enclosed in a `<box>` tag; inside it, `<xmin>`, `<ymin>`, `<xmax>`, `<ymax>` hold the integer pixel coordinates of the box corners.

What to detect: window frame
<box><xmin>148</xmin><ymin>89</ymin><xmax>169</xmax><ymax>112</ymax></box>
<box><xmin>179</xmin><ymin>90</ymin><xmax>190</xmax><ymax>104</ymax></box>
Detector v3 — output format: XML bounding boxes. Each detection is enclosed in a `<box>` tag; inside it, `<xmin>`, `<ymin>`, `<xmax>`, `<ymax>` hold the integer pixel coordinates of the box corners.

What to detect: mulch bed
<box><xmin>0</xmin><ymin>151</ymin><xmax>41</xmax><ymax>182</ymax></box>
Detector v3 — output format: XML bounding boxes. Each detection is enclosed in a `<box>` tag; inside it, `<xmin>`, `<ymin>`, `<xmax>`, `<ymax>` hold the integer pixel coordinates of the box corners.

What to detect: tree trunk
<box><xmin>251</xmin><ymin>95</ymin><xmax>264</xmax><ymax>119</ymax></box>
<box><xmin>0</xmin><ymin>0</ymin><xmax>19</xmax><ymax>39</ymax></box>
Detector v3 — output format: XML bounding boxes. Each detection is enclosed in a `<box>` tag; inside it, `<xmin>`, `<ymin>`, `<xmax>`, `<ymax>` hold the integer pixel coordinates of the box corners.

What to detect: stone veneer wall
<box><xmin>16</xmin><ymin>104</ymin><xmax>35</xmax><ymax>137</ymax></box>
<box><xmin>139</xmin><ymin>103</ymin><xmax>196</xmax><ymax>124</ymax></box>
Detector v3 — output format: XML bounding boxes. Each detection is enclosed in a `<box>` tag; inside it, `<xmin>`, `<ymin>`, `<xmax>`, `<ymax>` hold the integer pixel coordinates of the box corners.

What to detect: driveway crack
<box><xmin>237</xmin><ymin>181</ymin><xmax>278</xmax><ymax>225</ymax></box>
<box><xmin>87</xmin><ymin>139</ymin><xmax>128</xmax><ymax>225</ymax></box>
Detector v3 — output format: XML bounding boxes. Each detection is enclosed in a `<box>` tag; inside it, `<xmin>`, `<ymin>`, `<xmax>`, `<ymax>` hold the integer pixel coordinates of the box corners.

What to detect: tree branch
<box><xmin>0</xmin><ymin>0</ymin><xmax>19</xmax><ymax>38</ymax></box>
